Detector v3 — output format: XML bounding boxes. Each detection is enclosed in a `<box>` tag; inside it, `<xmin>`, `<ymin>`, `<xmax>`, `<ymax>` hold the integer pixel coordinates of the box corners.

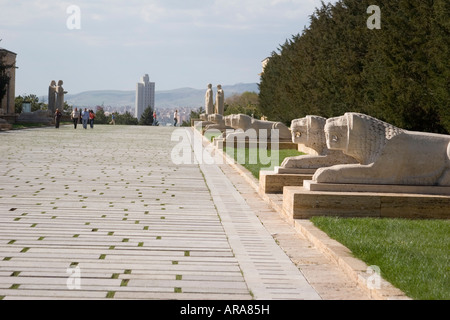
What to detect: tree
<box><xmin>62</xmin><ymin>101</ymin><xmax>72</xmax><ymax>116</ymax></box>
<box><xmin>15</xmin><ymin>94</ymin><xmax>47</xmax><ymax>113</ymax></box>
<box><xmin>224</xmin><ymin>92</ymin><xmax>262</xmax><ymax>119</ymax></box>
<box><xmin>139</xmin><ymin>106</ymin><xmax>154</xmax><ymax>126</ymax></box>
<box><xmin>115</xmin><ymin>111</ymin><xmax>138</xmax><ymax>125</ymax></box>
<box><xmin>94</xmin><ymin>108</ymin><xmax>109</xmax><ymax>124</ymax></box>
<box><xmin>361</xmin><ymin>0</ymin><xmax>450</xmax><ymax>133</ymax></box>
<box><xmin>184</xmin><ymin>107</ymin><xmax>204</xmax><ymax>126</ymax></box>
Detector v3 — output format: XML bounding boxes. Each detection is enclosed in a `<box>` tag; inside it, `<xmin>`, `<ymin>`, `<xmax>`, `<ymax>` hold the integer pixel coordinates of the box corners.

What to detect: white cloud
<box><xmin>0</xmin><ymin>0</ymin><xmax>68</xmax><ymax>26</ymax></box>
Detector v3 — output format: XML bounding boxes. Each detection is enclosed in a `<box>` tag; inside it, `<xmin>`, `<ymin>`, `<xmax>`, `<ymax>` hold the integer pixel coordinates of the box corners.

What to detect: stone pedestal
<box><xmin>259</xmin><ymin>168</ymin><xmax>315</xmax><ymax>194</ymax></box>
<box><xmin>304</xmin><ymin>181</ymin><xmax>450</xmax><ymax>196</ymax></box>
<box><xmin>282</xmin><ymin>182</ymin><xmax>450</xmax><ymax>220</ymax></box>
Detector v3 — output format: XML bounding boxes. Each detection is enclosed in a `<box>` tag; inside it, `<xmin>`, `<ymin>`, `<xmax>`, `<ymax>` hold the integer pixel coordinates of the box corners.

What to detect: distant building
<box><xmin>0</xmin><ymin>48</ymin><xmax>17</xmax><ymax>123</ymax></box>
<box><xmin>260</xmin><ymin>57</ymin><xmax>270</xmax><ymax>76</ymax></box>
<box><xmin>135</xmin><ymin>74</ymin><xmax>155</xmax><ymax>120</ymax></box>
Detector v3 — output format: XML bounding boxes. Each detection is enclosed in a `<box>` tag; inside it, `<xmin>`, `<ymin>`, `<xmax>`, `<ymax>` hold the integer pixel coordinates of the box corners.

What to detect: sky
<box><xmin>0</xmin><ymin>0</ymin><xmax>336</xmax><ymax>97</ymax></box>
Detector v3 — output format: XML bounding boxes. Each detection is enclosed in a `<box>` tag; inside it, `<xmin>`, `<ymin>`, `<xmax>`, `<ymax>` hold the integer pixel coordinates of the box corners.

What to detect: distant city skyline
<box><xmin>0</xmin><ymin>0</ymin><xmax>338</xmax><ymax>96</ymax></box>
<box><xmin>64</xmin><ymin>83</ymin><xmax>259</xmax><ymax>109</ymax></box>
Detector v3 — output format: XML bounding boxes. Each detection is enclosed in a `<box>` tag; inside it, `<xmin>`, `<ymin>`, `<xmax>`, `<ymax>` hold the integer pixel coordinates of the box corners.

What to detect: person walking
<box><xmin>110</xmin><ymin>113</ymin><xmax>116</xmax><ymax>125</ymax></box>
<box><xmin>71</xmin><ymin>108</ymin><xmax>80</xmax><ymax>129</ymax></box>
<box><xmin>54</xmin><ymin>109</ymin><xmax>62</xmax><ymax>128</ymax></box>
<box><xmin>82</xmin><ymin>108</ymin><xmax>89</xmax><ymax>129</ymax></box>
<box><xmin>174</xmin><ymin>110</ymin><xmax>178</xmax><ymax>127</ymax></box>
<box><xmin>153</xmin><ymin>111</ymin><xmax>157</xmax><ymax>126</ymax></box>
<box><xmin>89</xmin><ymin>110</ymin><xmax>96</xmax><ymax>129</ymax></box>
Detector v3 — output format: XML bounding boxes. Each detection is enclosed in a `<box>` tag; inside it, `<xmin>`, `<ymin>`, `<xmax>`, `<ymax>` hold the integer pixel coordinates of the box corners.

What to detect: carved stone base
<box><xmin>304</xmin><ymin>181</ymin><xmax>450</xmax><ymax>196</ymax></box>
<box><xmin>282</xmin><ymin>184</ymin><xmax>450</xmax><ymax>220</ymax></box>
<box><xmin>274</xmin><ymin>166</ymin><xmax>316</xmax><ymax>175</ymax></box>
<box><xmin>259</xmin><ymin>170</ymin><xmax>314</xmax><ymax>194</ymax></box>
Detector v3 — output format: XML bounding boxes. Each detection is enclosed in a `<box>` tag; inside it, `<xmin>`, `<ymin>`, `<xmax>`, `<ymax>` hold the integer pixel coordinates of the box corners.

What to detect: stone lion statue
<box><xmin>224</xmin><ymin>114</ymin><xmax>292</xmax><ymax>141</ymax></box>
<box><xmin>204</xmin><ymin>114</ymin><xmax>233</xmax><ymax>132</ymax></box>
<box><xmin>281</xmin><ymin>116</ymin><xmax>357</xmax><ymax>169</ymax></box>
<box><xmin>313</xmin><ymin>113</ymin><xmax>450</xmax><ymax>186</ymax></box>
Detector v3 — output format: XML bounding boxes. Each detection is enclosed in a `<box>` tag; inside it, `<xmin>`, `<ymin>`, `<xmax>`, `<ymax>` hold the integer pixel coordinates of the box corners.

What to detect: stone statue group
<box><xmin>48</xmin><ymin>80</ymin><xmax>66</xmax><ymax>114</ymax></box>
<box><xmin>205</xmin><ymin>84</ymin><xmax>224</xmax><ymax>115</ymax></box>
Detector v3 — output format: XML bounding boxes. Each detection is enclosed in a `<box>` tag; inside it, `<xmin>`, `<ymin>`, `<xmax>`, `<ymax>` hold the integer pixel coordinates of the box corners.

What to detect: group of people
<box><xmin>67</xmin><ymin>108</ymin><xmax>96</xmax><ymax>129</ymax></box>
<box><xmin>54</xmin><ymin>108</ymin><xmax>177</xmax><ymax>128</ymax></box>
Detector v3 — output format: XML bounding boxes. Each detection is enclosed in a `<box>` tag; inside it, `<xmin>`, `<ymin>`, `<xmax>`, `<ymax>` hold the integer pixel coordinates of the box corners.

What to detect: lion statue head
<box><xmin>324</xmin><ymin>113</ymin><xmax>404</xmax><ymax>165</ymax></box>
<box><xmin>291</xmin><ymin>116</ymin><xmax>327</xmax><ymax>155</ymax></box>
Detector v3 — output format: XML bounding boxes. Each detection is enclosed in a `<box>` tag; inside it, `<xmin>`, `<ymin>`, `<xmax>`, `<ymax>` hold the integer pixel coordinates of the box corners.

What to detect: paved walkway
<box><xmin>0</xmin><ymin>125</ymin><xmax>372</xmax><ymax>300</ymax></box>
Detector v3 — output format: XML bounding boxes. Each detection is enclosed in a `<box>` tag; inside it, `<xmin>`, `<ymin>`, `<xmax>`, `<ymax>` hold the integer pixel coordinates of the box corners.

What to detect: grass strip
<box><xmin>224</xmin><ymin>147</ymin><xmax>304</xmax><ymax>179</ymax></box>
<box><xmin>311</xmin><ymin>217</ymin><xmax>450</xmax><ymax>300</ymax></box>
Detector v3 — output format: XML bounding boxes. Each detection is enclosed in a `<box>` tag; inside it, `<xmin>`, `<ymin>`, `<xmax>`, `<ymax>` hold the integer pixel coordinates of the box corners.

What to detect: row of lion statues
<box><xmin>199</xmin><ymin>112</ymin><xmax>450</xmax><ymax>187</ymax></box>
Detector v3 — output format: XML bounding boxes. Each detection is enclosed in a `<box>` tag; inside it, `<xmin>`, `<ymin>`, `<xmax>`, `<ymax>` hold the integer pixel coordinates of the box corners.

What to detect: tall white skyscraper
<box><xmin>135</xmin><ymin>74</ymin><xmax>155</xmax><ymax>120</ymax></box>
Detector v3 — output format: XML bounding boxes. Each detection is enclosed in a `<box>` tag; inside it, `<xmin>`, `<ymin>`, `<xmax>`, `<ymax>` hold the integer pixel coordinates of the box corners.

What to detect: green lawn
<box><xmin>204</xmin><ymin>131</ymin><xmax>222</xmax><ymax>143</ymax></box>
<box><xmin>311</xmin><ymin>217</ymin><xmax>450</xmax><ymax>300</ymax></box>
<box><xmin>223</xmin><ymin>147</ymin><xmax>305</xmax><ymax>179</ymax></box>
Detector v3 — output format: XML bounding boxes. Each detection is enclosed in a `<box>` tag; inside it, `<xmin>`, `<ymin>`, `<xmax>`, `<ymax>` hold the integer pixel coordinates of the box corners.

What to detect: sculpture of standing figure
<box><xmin>48</xmin><ymin>81</ymin><xmax>57</xmax><ymax>113</ymax></box>
<box><xmin>205</xmin><ymin>84</ymin><xmax>214</xmax><ymax>115</ymax></box>
<box><xmin>215</xmin><ymin>84</ymin><xmax>224</xmax><ymax>115</ymax></box>
<box><xmin>55</xmin><ymin>80</ymin><xmax>65</xmax><ymax>112</ymax></box>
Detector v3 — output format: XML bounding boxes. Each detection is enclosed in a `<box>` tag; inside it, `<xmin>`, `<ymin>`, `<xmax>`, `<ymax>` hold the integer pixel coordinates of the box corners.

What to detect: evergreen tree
<box><xmin>224</xmin><ymin>91</ymin><xmax>261</xmax><ymax>118</ymax></box>
<box><xmin>14</xmin><ymin>94</ymin><xmax>47</xmax><ymax>113</ymax></box>
<box><xmin>94</xmin><ymin>108</ymin><xmax>109</xmax><ymax>124</ymax></box>
<box><xmin>139</xmin><ymin>106</ymin><xmax>154</xmax><ymax>126</ymax></box>
<box><xmin>116</xmin><ymin>111</ymin><xmax>138</xmax><ymax>125</ymax></box>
